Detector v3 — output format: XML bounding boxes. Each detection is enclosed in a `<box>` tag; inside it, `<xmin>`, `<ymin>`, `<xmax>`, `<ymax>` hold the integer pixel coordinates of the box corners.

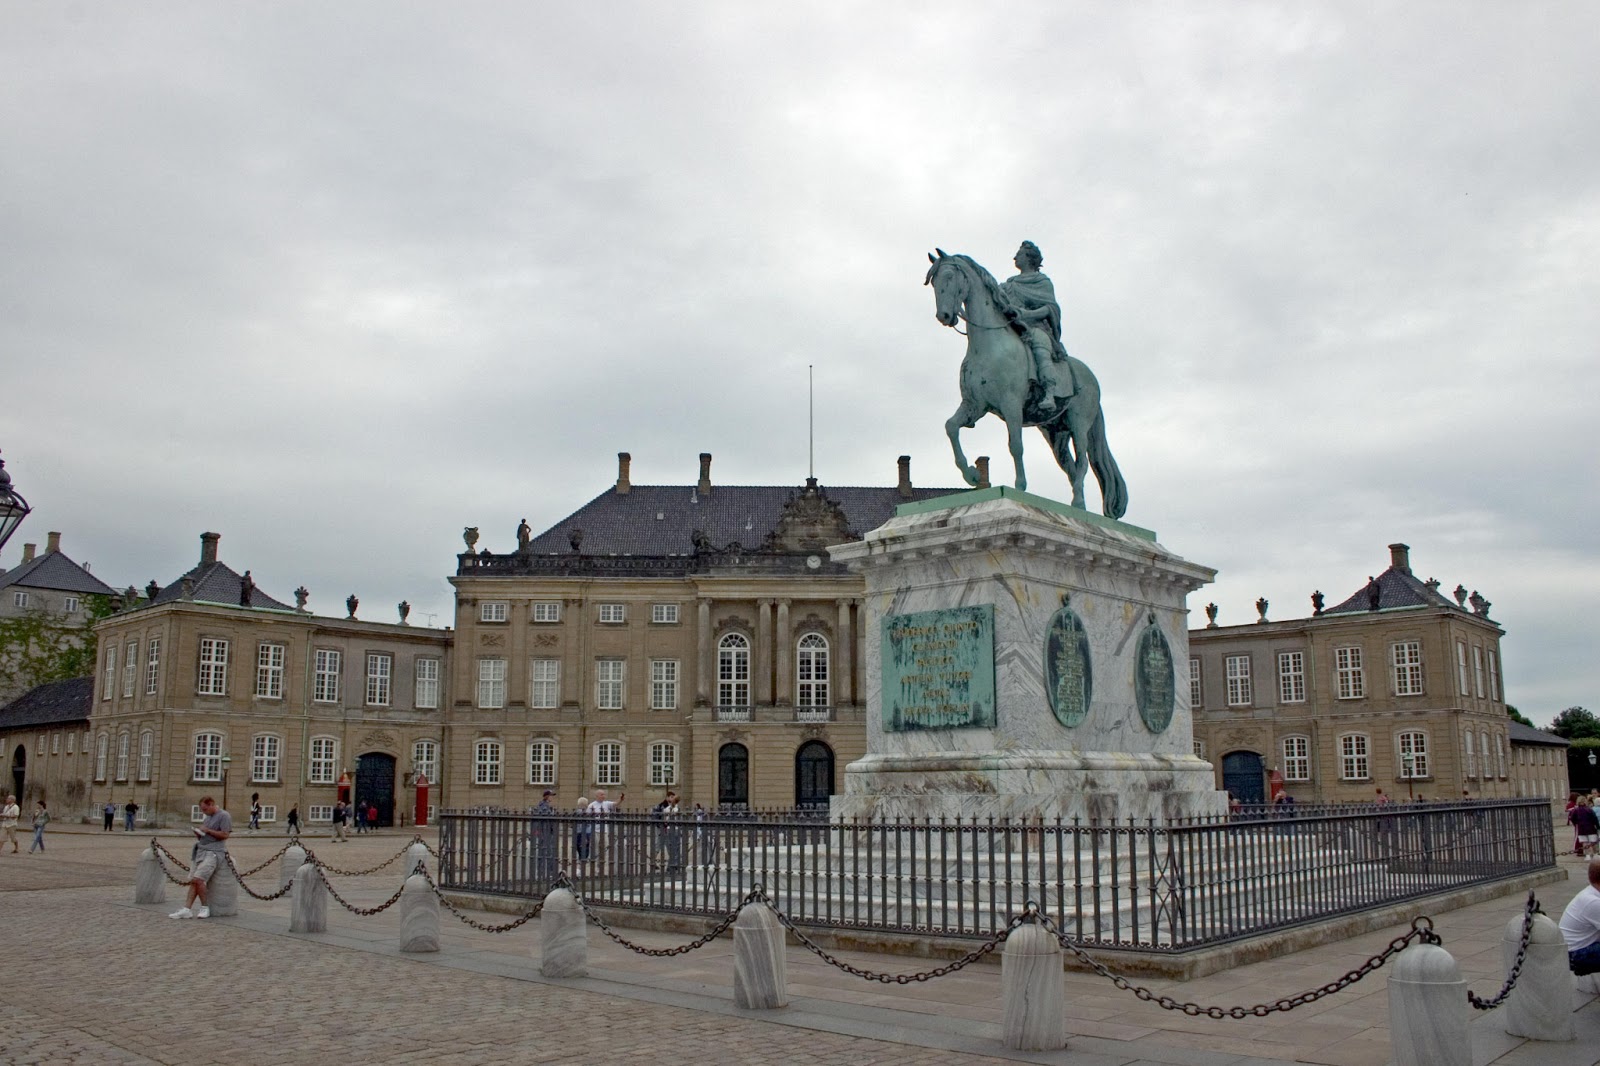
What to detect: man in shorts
<box><xmin>170</xmin><ymin>795</ymin><xmax>231</xmax><ymax>919</ymax></box>
<box><xmin>0</xmin><ymin>795</ymin><xmax>18</xmax><ymax>853</ymax></box>
<box><xmin>1561</xmin><ymin>859</ymin><xmax>1600</xmax><ymax>975</ymax></box>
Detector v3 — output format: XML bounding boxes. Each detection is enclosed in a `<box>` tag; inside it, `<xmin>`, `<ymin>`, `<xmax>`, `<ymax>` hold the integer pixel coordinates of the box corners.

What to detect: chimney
<box><xmin>21</xmin><ymin>543</ymin><xmax>35</xmax><ymax>563</ymax></box>
<box><xmin>974</xmin><ymin>456</ymin><xmax>991</xmax><ymax>490</ymax></box>
<box><xmin>200</xmin><ymin>532</ymin><xmax>220</xmax><ymax>567</ymax></box>
<box><xmin>1388</xmin><ymin>542</ymin><xmax>1411</xmax><ymax>574</ymax></box>
<box><xmin>897</xmin><ymin>455</ymin><xmax>913</xmax><ymax>499</ymax></box>
<box><xmin>697</xmin><ymin>452</ymin><xmax>713</xmax><ymax>497</ymax></box>
<box><xmin>615</xmin><ymin>451</ymin><xmax>632</xmax><ymax>495</ymax></box>
<box><xmin>45</xmin><ymin>531</ymin><xmax>61</xmax><ymax>554</ymax></box>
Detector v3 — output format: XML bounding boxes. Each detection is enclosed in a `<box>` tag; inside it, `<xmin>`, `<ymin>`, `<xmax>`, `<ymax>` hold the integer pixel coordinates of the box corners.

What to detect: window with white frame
<box><xmin>115</xmin><ymin>732</ymin><xmax>130</xmax><ymax>780</ymax></box>
<box><xmin>34</xmin><ymin>734</ymin><xmax>42</xmax><ymax>756</ymax></box>
<box><xmin>146</xmin><ymin>637</ymin><xmax>161</xmax><ymax>695</ymax></box>
<box><xmin>103</xmin><ymin>645</ymin><xmax>116</xmax><ymax>701</ymax></box>
<box><xmin>1335</xmin><ymin>646</ymin><xmax>1365</xmax><ymax>699</ymax></box>
<box><xmin>532</xmin><ymin>601</ymin><xmax>561</xmax><ymax>623</ymax></box>
<box><xmin>1224</xmin><ymin>655</ymin><xmax>1251</xmax><ymax>706</ymax></box>
<box><xmin>1339</xmin><ymin>733</ymin><xmax>1370</xmax><ymax>781</ymax></box>
<box><xmin>1495</xmin><ymin>733</ymin><xmax>1506</xmax><ymax>778</ymax></box>
<box><xmin>649</xmin><ymin>659</ymin><xmax>677</xmax><ymax>710</ymax></box>
<box><xmin>530</xmin><ymin>659</ymin><xmax>560</xmax><ymax>709</ymax></box>
<box><xmin>414</xmin><ymin>658</ymin><xmax>439</xmax><ymax>709</ymax></box>
<box><xmin>480</xmin><ymin>601</ymin><xmax>508</xmax><ymax>623</ymax></box>
<box><xmin>413</xmin><ymin>739</ymin><xmax>438</xmax><ymax>783</ymax></box>
<box><xmin>796</xmin><ymin>634</ymin><xmax>830</xmax><ymax>707</ymax></box>
<box><xmin>1472</xmin><ymin>646</ymin><xmax>1485</xmax><ymax>698</ymax></box>
<box><xmin>1189</xmin><ymin>658</ymin><xmax>1201</xmax><ymax>709</ymax></box>
<box><xmin>138</xmin><ymin>731</ymin><xmax>153</xmax><ymax>781</ymax></box>
<box><xmin>63</xmin><ymin>595</ymin><xmax>78</xmax><ymax>613</ymax></box>
<box><xmin>1456</xmin><ymin>641</ymin><xmax>1470</xmax><ymax>694</ymax></box>
<box><xmin>197</xmin><ymin>638</ymin><xmax>228</xmax><ymax>696</ymax></box>
<box><xmin>1487</xmin><ymin>650</ymin><xmax>1501</xmax><ymax>701</ymax></box>
<box><xmin>308</xmin><ymin>805</ymin><xmax>334</xmax><ymax>823</ymax></box>
<box><xmin>12</xmin><ymin>591</ymin><xmax>26</xmax><ymax>608</ymax></box>
<box><xmin>718</xmin><ymin>633</ymin><xmax>751</xmax><ymax>707</ymax></box>
<box><xmin>1463</xmin><ymin>731</ymin><xmax>1476</xmax><ymax>778</ymax></box>
<box><xmin>596</xmin><ymin>659</ymin><xmax>624</xmax><ymax>709</ymax></box>
<box><xmin>477</xmin><ymin>658</ymin><xmax>506</xmax><ymax>709</ymax></box>
<box><xmin>528</xmin><ymin>740</ymin><xmax>556</xmax><ymax>786</ymax></box>
<box><xmin>1397</xmin><ymin>731</ymin><xmax>1428</xmax><ymax>778</ymax></box>
<box><xmin>252</xmin><ymin>734</ymin><xmax>281</xmax><ymax>782</ymax></box>
<box><xmin>1277</xmin><ymin>651</ymin><xmax>1305</xmax><ymax>703</ymax></box>
<box><xmin>1193</xmin><ymin>738</ymin><xmax>1206</xmax><ymax>759</ymax></box>
<box><xmin>651</xmin><ymin>603</ymin><xmax>679</xmax><ymax>624</ymax></box>
<box><xmin>190</xmin><ymin>805</ymin><xmax>205</xmax><ymax>823</ymax></box>
<box><xmin>474</xmin><ymin>739</ymin><xmax>502</xmax><ymax>785</ymax></box>
<box><xmin>258</xmin><ymin>805</ymin><xmax>277</xmax><ymax>823</ymax></box>
<box><xmin>313</xmin><ymin>649</ymin><xmax>341</xmax><ymax>703</ymax></box>
<box><xmin>256</xmin><ymin>643</ymin><xmax>285</xmax><ymax>699</ymax></box>
<box><xmin>1480</xmin><ymin>730</ymin><xmax>1492</xmax><ymax>779</ymax></box>
<box><xmin>192</xmin><ymin>732</ymin><xmax>223</xmax><ymax>782</ymax></box>
<box><xmin>595</xmin><ymin>741</ymin><xmax>622</xmax><ymax>786</ymax></box>
<box><xmin>649</xmin><ymin>741</ymin><xmax>678</xmax><ymax>786</ymax></box>
<box><xmin>1282</xmin><ymin>735</ymin><xmax>1311</xmax><ymax>781</ymax></box>
<box><xmin>95</xmin><ymin>733</ymin><xmax>108</xmax><ymax>780</ymax></box>
<box><xmin>1391</xmin><ymin>641</ymin><xmax>1423</xmax><ymax>696</ymax></box>
<box><xmin>123</xmin><ymin>640</ymin><xmax>137</xmax><ymax>697</ymax></box>
<box><xmin>598</xmin><ymin>603</ymin><xmax>626</xmax><ymax>624</ymax></box>
<box><xmin>365</xmin><ymin>653</ymin><xmax>392</xmax><ymax>706</ymax></box>
<box><xmin>65</xmin><ymin>731</ymin><xmax>74</xmax><ymax>755</ymax></box>
<box><xmin>309</xmin><ymin>737</ymin><xmax>337</xmax><ymax>784</ymax></box>
<box><xmin>51</xmin><ymin>732</ymin><xmax>59</xmax><ymax>755</ymax></box>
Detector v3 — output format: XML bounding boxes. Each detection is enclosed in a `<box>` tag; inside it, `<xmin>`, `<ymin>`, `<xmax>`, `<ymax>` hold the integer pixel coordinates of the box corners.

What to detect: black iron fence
<box><xmin>436</xmin><ymin>799</ymin><xmax>1554</xmax><ymax>953</ymax></box>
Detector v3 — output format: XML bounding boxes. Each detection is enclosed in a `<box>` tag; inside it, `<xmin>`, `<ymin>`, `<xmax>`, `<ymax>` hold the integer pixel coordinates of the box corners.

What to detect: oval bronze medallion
<box><xmin>1135</xmin><ymin>621</ymin><xmax>1176</xmax><ymax>733</ymax></box>
<box><xmin>1044</xmin><ymin>600</ymin><xmax>1093</xmax><ymax>728</ymax></box>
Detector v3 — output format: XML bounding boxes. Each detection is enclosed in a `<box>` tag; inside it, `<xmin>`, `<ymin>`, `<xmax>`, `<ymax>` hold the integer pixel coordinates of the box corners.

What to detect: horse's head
<box><xmin>924</xmin><ymin>249</ymin><xmax>966</xmax><ymax>328</ymax></box>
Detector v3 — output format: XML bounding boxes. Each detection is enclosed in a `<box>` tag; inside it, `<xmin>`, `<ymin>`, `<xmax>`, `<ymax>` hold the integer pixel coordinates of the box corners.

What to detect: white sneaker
<box><xmin>194</xmin><ymin>906</ymin><xmax>210</xmax><ymax>919</ymax></box>
<box><xmin>169</xmin><ymin>907</ymin><xmax>194</xmax><ymax>919</ymax></box>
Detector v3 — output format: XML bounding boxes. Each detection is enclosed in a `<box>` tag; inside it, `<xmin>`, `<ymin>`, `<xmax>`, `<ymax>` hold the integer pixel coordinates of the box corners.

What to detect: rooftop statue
<box><xmin>925</xmin><ymin>245</ymin><xmax>1127</xmax><ymax>517</ymax></box>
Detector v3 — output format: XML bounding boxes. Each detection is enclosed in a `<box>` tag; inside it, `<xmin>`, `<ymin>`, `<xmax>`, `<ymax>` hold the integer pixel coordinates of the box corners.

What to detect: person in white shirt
<box><xmin>1558</xmin><ymin>859</ymin><xmax>1600</xmax><ymax>974</ymax></box>
<box><xmin>0</xmin><ymin>795</ymin><xmax>19</xmax><ymax>853</ymax></box>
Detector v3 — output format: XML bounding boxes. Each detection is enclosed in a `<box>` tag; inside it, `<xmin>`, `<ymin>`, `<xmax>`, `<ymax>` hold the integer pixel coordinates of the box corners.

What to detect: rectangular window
<box><xmin>12</xmin><ymin>591</ymin><xmax>26</xmax><ymax>608</ymax></box>
<box><xmin>530</xmin><ymin>659</ymin><xmax>560</xmax><ymax>709</ymax></box>
<box><xmin>598</xmin><ymin>603</ymin><xmax>626</xmax><ymax>624</ymax></box>
<box><xmin>256</xmin><ymin>643</ymin><xmax>286</xmax><ymax>699</ymax></box>
<box><xmin>1225</xmin><ymin>655</ymin><xmax>1252</xmax><ymax>706</ymax></box>
<box><xmin>1189</xmin><ymin>658</ymin><xmax>1201</xmax><ymax>709</ymax></box>
<box><xmin>252</xmin><ymin>735</ymin><xmax>281</xmax><ymax>783</ymax></box>
<box><xmin>477</xmin><ymin>659</ymin><xmax>506</xmax><ymax>709</ymax></box>
<box><xmin>146</xmin><ymin>637</ymin><xmax>160</xmax><ymax>694</ymax></box>
<box><xmin>1487</xmin><ymin>650</ymin><xmax>1501</xmax><ymax>701</ymax></box>
<box><xmin>532</xmin><ymin>601</ymin><xmax>561</xmax><ymax>623</ymax></box>
<box><xmin>138</xmin><ymin>732</ymin><xmax>152</xmax><ymax>780</ymax></box>
<box><xmin>259</xmin><ymin>805</ymin><xmax>277</xmax><ymax>823</ymax></box>
<box><xmin>414</xmin><ymin>658</ymin><xmax>440</xmax><ymax>709</ymax></box>
<box><xmin>474</xmin><ymin>740</ymin><xmax>502</xmax><ymax>785</ymax></box>
<box><xmin>314</xmin><ymin>649</ymin><xmax>342</xmax><ymax>703</ymax></box>
<box><xmin>528</xmin><ymin>741</ymin><xmax>556</xmax><ymax>786</ymax></box>
<box><xmin>1496</xmin><ymin>733</ymin><xmax>1506</xmax><ymax>778</ymax></box>
<box><xmin>649</xmin><ymin>741</ymin><xmax>677</xmax><ymax>786</ymax></box>
<box><xmin>1192</xmin><ymin>739</ymin><xmax>1206</xmax><ymax>759</ymax></box>
<box><xmin>51</xmin><ymin>732</ymin><xmax>60</xmax><ymax>755</ymax></box>
<box><xmin>66</xmin><ymin>732</ymin><xmax>74</xmax><ymax>755</ymax></box>
<box><xmin>596</xmin><ymin>660</ymin><xmax>624</xmax><ymax>710</ymax></box>
<box><xmin>115</xmin><ymin>733</ymin><xmax>130</xmax><ymax>780</ymax></box>
<box><xmin>309</xmin><ymin>737</ymin><xmax>337</xmax><ymax>784</ymax></box>
<box><xmin>480</xmin><ymin>601</ymin><xmax>508</xmax><ymax>623</ymax></box>
<box><xmin>1277</xmin><ymin>651</ymin><xmax>1305</xmax><ymax>703</ymax></box>
<box><xmin>1398</xmin><ymin>731</ymin><xmax>1428</xmax><ymax>779</ymax></box>
<box><xmin>95</xmin><ymin>733</ymin><xmax>108</xmax><ymax>780</ymax></box>
<box><xmin>197</xmin><ymin>638</ymin><xmax>228</xmax><ymax>696</ymax></box>
<box><xmin>651</xmin><ymin>603</ymin><xmax>679</xmax><ymax>624</ymax></box>
<box><xmin>35</xmin><ymin>734</ymin><xmax>43</xmax><ymax>756</ymax></box>
<box><xmin>413</xmin><ymin>740</ymin><xmax>438</xmax><ymax>784</ymax></box>
<box><xmin>1463</xmin><ymin>732</ymin><xmax>1476</xmax><ymax>778</ymax></box>
<box><xmin>650</xmin><ymin>659</ymin><xmax>678</xmax><ymax>710</ymax></box>
<box><xmin>192</xmin><ymin>733</ymin><xmax>222</xmax><ymax>782</ymax></box>
<box><xmin>1335</xmin><ymin>646</ymin><xmax>1365</xmax><ymax>699</ymax></box>
<box><xmin>365</xmin><ymin>653</ymin><xmax>392</xmax><ymax>706</ymax></box>
<box><xmin>64</xmin><ymin>595</ymin><xmax>78</xmax><ymax>613</ymax></box>
<box><xmin>1339</xmin><ymin>734</ymin><xmax>1369</xmax><ymax>781</ymax></box>
<box><xmin>1457</xmin><ymin>641</ymin><xmax>1470</xmax><ymax>695</ymax></box>
<box><xmin>1472</xmin><ymin>646</ymin><xmax>1485</xmax><ymax>698</ymax></box>
<box><xmin>122</xmin><ymin>641</ymin><xmax>137</xmax><ymax>697</ymax></box>
<box><xmin>308</xmin><ymin>805</ymin><xmax>333</xmax><ymax>824</ymax></box>
<box><xmin>103</xmin><ymin>645</ymin><xmax>117</xmax><ymax>701</ymax></box>
<box><xmin>1391</xmin><ymin>641</ymin><xmax>1424</xmax><ymax>697</ymax></box>
<box><xmin>595</xmin><ymin>741</ymin><xmax>622</xmax><ymax>786</ymax></box>
<box><xmin>1282</xmin><ymin>736</ymin><xmax>1311</xmax><ymax>782</ymax></box>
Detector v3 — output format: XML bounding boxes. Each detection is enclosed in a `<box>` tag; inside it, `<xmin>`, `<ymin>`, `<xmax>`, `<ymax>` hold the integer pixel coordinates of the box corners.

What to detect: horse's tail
<box><xmin>1088</xmin><ymin>406</ymin><xmax>1128</xmax><ymax>519</ymax></box>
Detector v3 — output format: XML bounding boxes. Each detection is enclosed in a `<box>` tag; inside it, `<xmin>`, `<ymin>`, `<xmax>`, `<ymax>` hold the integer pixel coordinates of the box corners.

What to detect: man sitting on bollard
<box><xmin>1558</xmin><ymin>858</ymin><xmax>1600</xmax><ymax>975</ymax></box>
<box><xmin>170</xmin><ymin>795</ymin><xmax>231</xmax><ymax>920</ymax></box>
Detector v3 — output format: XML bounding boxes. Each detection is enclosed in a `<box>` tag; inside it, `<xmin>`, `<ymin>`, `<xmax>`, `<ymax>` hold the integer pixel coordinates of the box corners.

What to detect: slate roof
<box><xmin>149</xmin><ymin>561</ymin><xmax>295</xmax><ymax>612</ymax></box>
<box><xmin>0</xmin><ymin>551</ymin><xmax>115</xmax><ymax>597</ymax></box>
<box><xmin>0</xmin><ymin>676</ymin><xmax>93</xmax><ymax>730</ymax></box>
<box><xmin>1508</xmin><ymin>721</ymin><xmax>1568</xmax><ymax>748</ymax></box>
<box><xmin>521</xmin><ymin>483</ymin><xmax>964</xmax><ymax>557</ymax></box>
<box><xmin>1322</xmin><ymin>564</ymin><xmax>1465</xmax><ymax>616</ymax></box>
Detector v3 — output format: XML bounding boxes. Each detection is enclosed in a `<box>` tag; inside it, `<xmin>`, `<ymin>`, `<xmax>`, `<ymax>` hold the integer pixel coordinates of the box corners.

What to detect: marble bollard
<box><xmin>279</xmin><ymin>843</ymin><xmax>308</xmax><ymax>892</ymax></box>
<box><xmin>1504</xmin><ymin>912</ymin><xmax>1575</xmax><ymax>1042</ymax></box>
<box><xmin>406</xmin><ymin>841</ymin><xmax>430</xmax><ymax>878</ymax></box>
<box><xmin>1389</xmin><ymin>942</ymin><xmax>1469</xmax><ymax>1066</ymax></box>
<box><xmin>135</xmin><ymin>847</ymin><xmax>166</xmax><ymax>904</ymax></box>
<box><xmin>399</xmin><ymin>873</ymin><xmax>440</xmax><ymax>953</ymax></box>
<box><xmin>732</xmin><ymin>903</ymin><xmax>787</xmax><ymax>1010</ymax></box>
<box><xmin>1002</xmin><ymin>923</ymin><xmax>1066</xmax><ymax>1051</ymax></box>
<box><xmin>540</xmin><ymin>888</ymin><xmax>588</xmax><ymax>978</ymax></box>
<box><xmin>206</xmin><ymin>855</ymin><xmax>239</xmax><ymax>917</ymax></box>
<box><xmin>289</xmin><ymin>862</ymin><xmax>328</xmax><ymax>934</ymax></box>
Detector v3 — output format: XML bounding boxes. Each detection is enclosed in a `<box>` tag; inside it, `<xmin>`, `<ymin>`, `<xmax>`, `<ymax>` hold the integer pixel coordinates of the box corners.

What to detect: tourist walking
<box><xmin>249</xmin><ymin>793</ymin><xmax>261</xmax><ymax>830</ymax></box>
<box><xmin>30</xmin><ymin>801</ymin><xmax>49</xmax><ymax>852</ymax></box>
<box><xmin>102</xmin><ymin>800</ymin><xmax>115</xmax><ymax>831</ymax></box>
<box><xmin>1</xmin><ymin>794</ymin><xmax>19</xmax><ymax>853</ymax></box>
<box><xmin>169</xmin><ymin>796</ymin><xmax>230</xmax><ymax>919</ymax></box>
<box><xmin>1573</xmin><ymin>797</ymin><xmax>1599</xmax><ymax>859</ymax></box>
<box><xmin>286</xmin><ymin>804</ymin><xmax>300</xmax><ymax>836</ymax></box>
<box><xmin>331</xmin><ymin>800</ymin><xmax>348</xmax><ymax>842</ymax></box>
<box><xmin>353</xmin><ymin>801</ymin><xmax>367</xmax><ymax>835</ymax></box>
<box><xmin>124</xmin><ymin>800</ymin><xmax>139</xmax><ymax>831</ymax></box>
<box><xmin>366</xmin><ymin>802</ymin><xmax>378</xmax><ymax>832</ymax></box>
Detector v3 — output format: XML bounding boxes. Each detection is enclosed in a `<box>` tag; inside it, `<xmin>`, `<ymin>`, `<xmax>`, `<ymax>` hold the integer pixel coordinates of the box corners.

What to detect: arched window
<box><xmin>252</xmin><ymin>734</ymin><xmax>282</xmax><ymax>783</ymax></box>
<box><xmin>309</xmin><ymin>736</ymin><xmax>338</xmax><ymax>784</ymax></box>
<box><xmin>1396</xmin><ymin>731</ymin><xmax>1428</xmax><ymax>779</ymax></box>
<box><xmin>192</xmin><ymin>732</ymin><xmax>223</xmax><ymax>782</ymax></box>
<box><xmin>474</xmin><ymin>739</ymin><xmax>502</xmax><ymax>785</ymax></box>
<box><xmin>1280</xmin><ymin>735</ymin><xmax>1311</xmax><ymax>782</ymax></box>
<box><xmin>594</xmin><ymin>740</ymin><xmax>623</xmax><ymax>786</ymax></box>
<box><xmin>796</xmin><ymin>634</ymin><xmax>830</xmax><ymax>708</ymax></box>
<box><xmin>717</xmin><ymin>742</ymin><xmax>749</xmax><ymax>808</ymax></box>
<box><xmin>137</xmin><ymin>731</ymin><xmax>154</xmax><ymax>781</ymax></box>
<box><xmin>413</xmin><ymin>740</ymin><xmax>438</xmax><ymax>783</ymax></box>
<box><xmin>1463</xmin><ymin>731</ymin><xmax>1476</xmax><ymax>778</ymax></box>
<box><xmin>528</xmin><ymin>740</ymin><xmax>556</xmax><ymax>786</ymax></box>
<box><xmin>649</xmin><ymin>741</ymin><xmax>678</xmax><ymax>786</ymax></box>
<box><xmin>115</xmin><ymin>732</ymin><xmax>131</xmax><ymax>781</ymax></box>
<box><xmin>717</xmin><ymin>633</ymin><xmax>750</xmax><ymax>708</ymax></box>
<box><xmin>1338</xmin><ymin>733</ymin><xmax>1370</xmax><ymax>781</ymax></box>
<box><xmin>1480</xmin><ymin>731</ymin><xmax>1492</xmax><ymax>781</ymax></box>
<box><xmin>95</xmin><ymin>732</ymin><xmax>109</xmax><ymax>781</ymax></box>
<box><xmin>794</xmin><ymin>740</ymin><xmax>834</xmax><ymax>808</ymax></box>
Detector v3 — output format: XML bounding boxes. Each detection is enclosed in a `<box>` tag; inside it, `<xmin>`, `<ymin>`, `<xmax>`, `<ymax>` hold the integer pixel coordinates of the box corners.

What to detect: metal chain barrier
<box><xmin>149</xmin><ymin>841</ymin><xmax>195</xmax><ymax>886</ymax></box>
<box><xmin>223</xmin><ymin>854</ymin><xmax>295</xmax><ymax>902</ymax></box>
<box><xmin>151</xmin><ymin>838</ymin><xmax>191</xmax><ymax>872</ymax></box>
<box><xmin>415</xmin><ymin>865</ymin><xmax>548</xmax><ymax>934</ymax></box>
<box><xmin>301</xmin><ymin>842</ymin><xmax>415</xmax><ymax>878</ymax></box>
<box><xmin>579</xmin><ymin>887</ymin><xmax>762</xmax><ymax>957</ymax></box>
<box><xmin>229</xmin><ymin>841</ymin><xmax>296</xmax><ymax>879</ymax></box>
<box><xmin>313</xmin><ymin>861</ymin><xmax>408</xmax><ymax>917</ymax></box>
<box><xmin>768</xmin><ymin>893</ymin><xmax>1023</xmax><ymax>983</ymax></box>
<box><xmin>1468</xmin><ymin>891</ymin><xmax>1540</xmax><ymax>1011</ymax></box>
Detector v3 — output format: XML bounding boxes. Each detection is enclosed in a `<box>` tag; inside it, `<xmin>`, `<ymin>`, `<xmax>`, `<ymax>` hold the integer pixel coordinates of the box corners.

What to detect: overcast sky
<box><xmin>2</xmin><ymin>4</ymin><xmax>1594</xmax><ymax>725</ymax></box>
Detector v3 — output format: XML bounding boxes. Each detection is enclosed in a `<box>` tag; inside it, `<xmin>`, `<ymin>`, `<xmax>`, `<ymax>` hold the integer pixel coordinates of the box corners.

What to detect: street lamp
<box><xmin>0</xmin><ymin>449</ymin><xmax>31</xmax><ymax>557</ymax></box>
<box><xmin>220</xmin><ymin>754</ymin><xmax>232</xmax><ymax>815</ymax></box>
<box><xmin>1400</xmin><ymin>751</ymin><xmax>1415</xmax><ymax>800</ymax></box>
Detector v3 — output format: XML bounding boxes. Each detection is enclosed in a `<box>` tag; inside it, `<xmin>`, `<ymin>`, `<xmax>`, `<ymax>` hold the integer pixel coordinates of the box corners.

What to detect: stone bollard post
<box><xmin>135</xmin><ymin>847</ymin><xmax>166</xmax><ymax>904</ymax></box>
<box><xmin>540</xmin><ymin>888</ymin><xmax>588</xmax><ymax>978</ymax></box>
<box><xmin>1504</xmin><ymin>912</ymin><xmax>1575</xmax><ymax>1042</ymax></box>
<box><xmin>732</xmin><ymin>902</ymin><xmax>787</xmax><ymax>1010</ymax></box>
<box><xmin>289</xmin><ymin>862</ymin><xmax>328</xmax><ymax>934</ymax></box>
<box><xmin>405</xmin><ymin>841</ymin><xmax>430</xmax><ymax>878</ymax></box>
<box><xmin>1389</xmin><ymin>941</ymin><xmax>1470</xmax><ymax>1066</ymax></box>
<box><xmin>399</xmin><ymin>873</ymin><xmax>440</xmax><ymax>953</ymax></box>
<box><xmin>279</xmin><ymin>843</ymin><xmax>307</xmax><ymax>892</ymax></box>
<box><xmin>1002</xmin><ymin>922</ymin><xmax>1067</xmax><ymax>1051</ymax></box>
<box><xmin>206</xmin><ymin>855</ymin><xmax>240</xmax><ymax>917</ymax></box>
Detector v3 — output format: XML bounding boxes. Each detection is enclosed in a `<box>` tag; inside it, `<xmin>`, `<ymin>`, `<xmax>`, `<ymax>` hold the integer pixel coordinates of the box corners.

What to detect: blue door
<box><xmin>1221</xmin><ymin>751</ymin><xmax>1266</xmax><ymax>805</ymax></box>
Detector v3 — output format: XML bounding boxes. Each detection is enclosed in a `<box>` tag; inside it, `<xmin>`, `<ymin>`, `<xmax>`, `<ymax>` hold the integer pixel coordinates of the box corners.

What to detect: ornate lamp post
<box><xmin>220</xmin><ymin>754</ymin><xmax>232</xmax><ymax>815</ymax></box>
<box><xmin>0</xmin><ymin>449</ymin><xmax>31</xmax><ymax>557</ymax></box>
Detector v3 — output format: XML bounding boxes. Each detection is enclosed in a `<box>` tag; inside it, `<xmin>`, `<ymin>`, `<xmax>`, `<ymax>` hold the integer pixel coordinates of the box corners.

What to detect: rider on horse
<box><xmin>999</xmin><ymin>240</ymin><xmax>1074</xmax><ymax>417</ymax></box>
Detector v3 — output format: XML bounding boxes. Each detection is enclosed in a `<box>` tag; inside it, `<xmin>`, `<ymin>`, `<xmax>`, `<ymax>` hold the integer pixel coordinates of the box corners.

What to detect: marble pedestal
<box><xmin>829</xmin><ymin>488</ymin><xmax>1226</xmax><ymax>825</ymax></box>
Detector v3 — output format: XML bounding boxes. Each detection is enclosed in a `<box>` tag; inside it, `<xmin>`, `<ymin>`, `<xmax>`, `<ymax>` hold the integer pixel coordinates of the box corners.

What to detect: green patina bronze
<box><xmin>1044</xmin><ymin>596</ymin><xmax>1093</xmax><ymax>727</ymax></box>
<box><xmin>1134</xmin><ymin>619</ymin><xmax>1176</xmax><ymax>733</ymax></box>
<box><xmin>893</xmin><ymin>486</ymin><xmax>1156</xmax><ymax>542</ymax></box>
<box><xmin>881</xmin><ymin>604</ymin><xmax>996</xmax><ymax>732</ymax></box>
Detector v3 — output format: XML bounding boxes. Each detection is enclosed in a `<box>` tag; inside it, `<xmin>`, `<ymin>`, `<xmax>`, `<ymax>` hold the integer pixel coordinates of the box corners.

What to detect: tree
<box><xmin>1550</xmin><ymin>706</ymin><xmax>1600</xmax><ymax>740</ymax></box>
<box><xmin>1505</xmin><ymin>704</ymin><xmax>1535</xmax><ymax>728</ymax></box>
<box><xmin>0</xmin><ymin>594</ymin><xmax>115</xmax><ymax>703</ymax></box>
